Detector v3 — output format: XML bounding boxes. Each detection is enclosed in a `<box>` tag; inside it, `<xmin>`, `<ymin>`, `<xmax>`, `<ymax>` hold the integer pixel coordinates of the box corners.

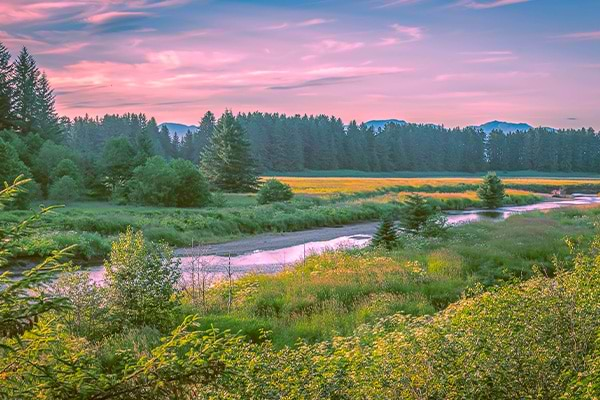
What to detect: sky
<box><xmin>1</xmin><ymin>0</ymin><xmax>599</xmax><ymax>129</ymax></box>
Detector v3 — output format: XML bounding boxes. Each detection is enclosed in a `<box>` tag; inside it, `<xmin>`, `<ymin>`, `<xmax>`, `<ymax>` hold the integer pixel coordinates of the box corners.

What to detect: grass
<box><xmin>193</xmin><ymin>205</ymin><xmax>600</xmax><ymax>347</ymax></box>
<box><xmin>275</xmin><ymin>176</ymin><xmax>600</xmax><ymax>195</ymax></box>
<box><xmin>267</xmin><ymin>169</ymin><xmax>600</xmax><ymax>178</ymax></box>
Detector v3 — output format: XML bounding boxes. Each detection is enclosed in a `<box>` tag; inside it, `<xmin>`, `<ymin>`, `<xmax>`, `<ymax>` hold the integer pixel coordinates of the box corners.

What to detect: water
<box><xmin>83</xmin><ymin>195</ymin><xmax>600</xmax><ymax>284</ymax></box>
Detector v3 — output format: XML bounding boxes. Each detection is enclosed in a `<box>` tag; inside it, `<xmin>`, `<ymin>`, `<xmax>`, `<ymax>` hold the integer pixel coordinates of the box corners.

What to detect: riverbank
<box><xmin>2</xmin><ymin>190</ymin><xmax>541</xmax><ymax>262</ymax></box>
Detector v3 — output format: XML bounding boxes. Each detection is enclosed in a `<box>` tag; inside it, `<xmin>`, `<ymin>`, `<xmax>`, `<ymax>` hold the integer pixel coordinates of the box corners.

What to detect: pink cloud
<box><xmin>307</xmin><ymin>39</ymin><xmax>365</xmax><ymax>53</ymax></box>
<box><xmin>458</xmin><ymin>0</ymin><xmax>531</xmax><ymax>9</ymax></box>
<box><xmin>85</xmin><ymin>11</ymin><xmax>150</xmax><ymax>24</ymax></box>
<box><xmin>557</xmin><ymin>31</ymin><xmax>600</xmax><ymax>41</ymax></box>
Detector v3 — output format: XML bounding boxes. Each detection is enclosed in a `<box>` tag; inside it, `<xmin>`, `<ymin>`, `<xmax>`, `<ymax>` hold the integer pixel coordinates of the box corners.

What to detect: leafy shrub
<box><xmin>105</xmin><ymin>227</ymin><xmax>181</xmax><ymax>327</ymax></box>
<box><xmin>48</xmin><ymin>176</ymin><xmax>80</xmax><ymax>203</ymax></box>
<box><xmin>257</xmin><ymin>179</ymin><xmax>293</xmax><ymax>204</ymax></box>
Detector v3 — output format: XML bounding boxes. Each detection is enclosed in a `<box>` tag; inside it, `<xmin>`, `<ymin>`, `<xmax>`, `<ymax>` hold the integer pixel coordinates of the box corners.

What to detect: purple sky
<box><xmin>1</xmin><ymin>0</ymin><xmax>599</xmax><ymax>128</ymax></box>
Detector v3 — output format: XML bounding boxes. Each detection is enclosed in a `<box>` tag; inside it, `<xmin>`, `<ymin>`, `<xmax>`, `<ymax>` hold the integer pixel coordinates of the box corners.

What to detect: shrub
<box><xmin>478</xmin><ymin>172</ymin><xmax>506</xmax><ymax>208</ymax></box>
<box><xmin>51</xmin><ymin>159</ymin><xmax>82</xmax><ymax>183</ymax></box>
<box><xmin>170</xmin><ymin>159</ymin><xmax>211</xmax><ymax>207</ymax></box>
<box><xmin>48</xmin><ymin>176</ymin><xmax>80</xmax><ymax>203</ymax></box>
<box><xmin>105</xmin><ymin>227</ymin><xmax>181</xmax><ymax>327</ymax></box>
<box><xmin>257</xmin><ymin>179</ymin><xmax>293</xmax><ymax>204</ymax></box>
<box><xmin>371</xmin><ymin>218</ymin><xmax>398</xmax><ymax>249</ymax></box>
<box><xmin>127</xmin><ymin>156</ymin><xmax>177</xmax><ymax>206</ymax></box>
<box><xmin>399</xmin><ymin>193</ymin><xmax>435</xmax><ymax>233</ymax></box>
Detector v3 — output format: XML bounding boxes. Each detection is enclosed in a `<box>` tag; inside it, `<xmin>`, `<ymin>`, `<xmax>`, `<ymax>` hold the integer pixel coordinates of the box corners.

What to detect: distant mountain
<box><xmin>159</xmin><ymin>122</ymin><xmax>197</xmax><ymax>136</ymax></box>
<box><xmin>364</xmin><ymin>119</ymin><xmax>407</xmax><ymax>131</ymax></box>
<box><xmin>476</xmin><ymin>120</ymin><xmax>533</xmax><ymax>134</ymax></box>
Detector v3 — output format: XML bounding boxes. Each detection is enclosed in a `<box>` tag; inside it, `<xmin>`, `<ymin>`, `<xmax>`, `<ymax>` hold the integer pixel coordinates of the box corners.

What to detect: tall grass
<box><xmin>188</xmin><ymin>205</ymin><xmax>600</xmax><ymax>347</ymax></box>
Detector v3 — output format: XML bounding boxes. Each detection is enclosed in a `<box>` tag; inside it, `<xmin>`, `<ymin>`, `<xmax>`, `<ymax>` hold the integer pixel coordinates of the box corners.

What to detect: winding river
<box><xmin>85</xmin><ymin>194</ymin><xmax>600</xmax><ymax>284</ymax></box>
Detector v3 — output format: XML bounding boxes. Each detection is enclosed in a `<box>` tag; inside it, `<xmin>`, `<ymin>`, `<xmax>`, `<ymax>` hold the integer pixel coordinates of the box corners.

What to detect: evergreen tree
<box><xmin>34</xmin><ymin>72</ymin><xmax>61</xmax><ymax>142</ymax></box>
<box><xmin>171</xmin><ymin>132</ymin><xmax>180</xmax><ymax>159</ymax></box>
<box><xmin>180</xmin><ymin>130</ymin><xmax>195</xmax><ymax>161</ymax></box>
<box><xmin>196</xmin><ymin>111</ymin><xmax>215</xmax><ymax>160</ymax></box>
<box><xmin>200</xmin><ymin>110</ymin><xmax>258</xmax><ymax>192</ymax></box>
<box><xmin>399</xmin><ymin>193</ymin><xmax>434</xmax><ymax>233</ymax></box>
<box><xmin>477</xmin><ymin>172</ymin><xmax>506</xmax><ymax>209</ymax></box>
<box><xmin>371</xmin><ymin>218</ymin><xmax>398</xmax><ymax>249</ymax></box>
<box><xmin>157</xmin><ymin>124</ymin><xmax>172</xmax><ymax>158</ymax></box>
<box><xmin>0</xmin><ymin>42</ymin><xmax>14</xmax><ymax>131</ymax></box>
<box><xmin>11</xmin><ymin>48</ymin><xmax>39</xmax><ymax>135</ymax></box>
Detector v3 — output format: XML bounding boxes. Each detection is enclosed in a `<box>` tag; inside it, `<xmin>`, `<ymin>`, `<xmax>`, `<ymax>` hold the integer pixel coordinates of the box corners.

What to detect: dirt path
<box><xmin>174</xmin><ymin>222</ymin><xmax>379</xmax><ymax>256</ymax></box>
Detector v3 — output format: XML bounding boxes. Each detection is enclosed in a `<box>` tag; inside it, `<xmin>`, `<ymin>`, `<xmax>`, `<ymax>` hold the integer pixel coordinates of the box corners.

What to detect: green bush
<box><xmin>48</xmin><ymin>176</ymin><xmax>81</xmax><ymax>203</ymax></box>
<box><xmin>257</xmin><ymin>179</ymin><xmax>293</xmax><ymax>204</ymax></box>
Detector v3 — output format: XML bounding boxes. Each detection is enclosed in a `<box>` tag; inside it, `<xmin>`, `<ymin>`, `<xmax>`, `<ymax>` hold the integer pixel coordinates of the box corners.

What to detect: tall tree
<box><xmin>0</xmin><ymin>42</ymin><xmax>14</xmax><ymax>131</ymax></box>
<box><xmin>34</xmin><ymin>72</ymin><xmax>61</xmax><ymax>142</ymax></box>
<box><xmin>200</xmin><ymin>110</ymin><xmax>258</xmax><ymax>192</ymax></box>
<box><xmin>11</xmin><ymin>47</ymin><xmax>39</xmax><ymax>135</ymax></box>
<box><xmin>196</xmin><ymin>111</ymin><xmax>215</xmax><ymax>160</ymax></box>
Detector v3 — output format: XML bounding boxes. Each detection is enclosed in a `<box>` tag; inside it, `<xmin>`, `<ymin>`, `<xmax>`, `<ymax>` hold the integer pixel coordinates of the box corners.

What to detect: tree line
<box><xmin>2</xmin><ymin>42</ymin><xmax>600</xmax><ymax>208</ymax></box>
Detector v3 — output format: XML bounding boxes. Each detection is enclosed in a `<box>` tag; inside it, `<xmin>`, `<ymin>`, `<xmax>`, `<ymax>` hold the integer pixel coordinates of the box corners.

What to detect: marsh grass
<box><xmin>192</xmin><ymin>206</ymin><xmax>600</xmax><ymax>347</ymax></box>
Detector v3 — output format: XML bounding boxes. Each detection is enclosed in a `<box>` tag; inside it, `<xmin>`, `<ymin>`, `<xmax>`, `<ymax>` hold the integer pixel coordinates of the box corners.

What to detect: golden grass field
<box><xmin>273</xmin><ymin>177</ymin><xmax>600</xmax><ymax>195</ymax></box>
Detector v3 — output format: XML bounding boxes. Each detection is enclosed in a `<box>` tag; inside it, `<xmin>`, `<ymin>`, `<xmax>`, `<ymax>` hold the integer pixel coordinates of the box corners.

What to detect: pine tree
<box><xmin>171</xmin><ymin>132</ymin><xmax>180</xmax><ymax>159</ymax></box>
<box><xmin>200</xmin><ymin>110</ymin><xmax>258</xmax><ymax>192</ymax></box>
<box><xmin>34</xmin><ymin>72</ymin><xmax>61</xmax><ymax>142</ymax></box>
<box><xmin>180</xmin><ymin>130</ymin><xmax>195</xmax><ymax>161</ymax></box>
<box><xmin>371</xmin><ymin>218</ymin><xmax>398</xmax><ymax>249</ymax></box>
<box><xmin>477</xmin><ymin>172</ymin><xmax>506</xmax><ymax>209</ymax></box>
<box><xmin>157</xmin><ymin>124</ymin><xmax>172</xmax><ymax>158</ymax></box>
<box><xmin>196</xmin><ymin>111</ymin><xmax>215</xmax><ymax>160</ymax></box>
<box><xmin>399</xmin><ymin>193</ymin><xmax>434</xmax><ymax>233</ymax></box>
<box><xmin>0</xmin><ymin>42</ymin><xmax>14</xmax><ymax>131</ymax></box>
<box><xmin>12</xmin><ymin>47</ymin><xmax>39</xmax><ymax>134</ymax></box>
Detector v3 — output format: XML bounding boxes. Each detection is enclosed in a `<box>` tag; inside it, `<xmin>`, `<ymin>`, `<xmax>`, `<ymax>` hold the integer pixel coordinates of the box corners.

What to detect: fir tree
<box><xmin>157</xmin><ymin>124</ymin><xmax>172</xmax><ymax>158</ymax></box>
<box><xmin>0</xmin><ymin>42</ymin><xmax>14</xmax><ymax>131</ymax></box>
<box><xmin>477</xmin><ymin>172</ymin><xmax>506</xmax><ymax>209</ymax></box>
<box><xmin>196</xmin><ymin>111</ymin><xmax>215</xmax><ymax>161</ymax></box>
<box><xmin>180</xmin><ymin>130</ymin><xmax>195</xmax><ymax>161</ymax></box>
<box><xmin>34</xmin><ymin>72</ymin><xmax>61</xmax><ymax>142</ymax></box>
<box><xmin>12</xmin><ymin>47</ymin><xmax>39</xmax><ymax>134</ymax></box>
<box><xmin>200</xmin><ymin>110</ymin><xmax>258</xmax><ymax>192</ymax></box>
<box><xmin>399</xmin><ymin>193</ymin><xmax>434</xmax><ymax>233</ymax></box>
<box><xmin>371</xmin><ymin>218</ymin><xmax>398</xmax><ymax>249</ymax></box>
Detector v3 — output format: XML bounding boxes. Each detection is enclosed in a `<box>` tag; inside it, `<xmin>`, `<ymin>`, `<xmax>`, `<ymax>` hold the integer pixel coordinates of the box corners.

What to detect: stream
<box><xmin>85</xmin><ymin>194</ymin><xmax>600</xmax><ymax>284</ymax></box>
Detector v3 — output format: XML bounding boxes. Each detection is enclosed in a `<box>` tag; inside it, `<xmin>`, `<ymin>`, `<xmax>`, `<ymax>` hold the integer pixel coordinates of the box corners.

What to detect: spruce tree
<box><xmin>196</xmin><ymin>110</ymin><xmax>215</xmax><ymax>160</ymax></box>
<box><xmin>0</xmin><ymin>42</ymin><xmax>14</xmax><ymax>131</ymax></box>
<box><xmin>371</xmin><ymin>218</ymin><xmax>398</xmax><ymax>249</ymax></box>
<box><xmin>12</xmin><ymin>47</ymin><xmax>39</xmax><ymax>135</ymax></box>
<box><xmin>399</xmin><ymin>193</ymin><xmax>434</xmax><ymax>233</ymax></box>
<box><xmin>34</xmin><ymin>72</ymin><xmax>61</xmax><ymax>142</ymax></box>
<box><xmin>477</xmin><ymin>172</ymin><xmax>506</xmax><ymax>209</ymax></box>
<box><xmin>200</xmin><ymin>110</ymin><xmax>258</xmax><ymax>192</ymax></box>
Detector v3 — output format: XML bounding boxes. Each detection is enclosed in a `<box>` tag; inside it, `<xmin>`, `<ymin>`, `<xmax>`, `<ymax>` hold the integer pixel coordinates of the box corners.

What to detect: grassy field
<box><xmin>5</xmin><ymin>172</ymin><xmax>597</xmax><ymax>261</ymax></box>
<box><xmin>275</xmin><ymin>176</ymin><xmax>600</xmax><ymax>195</ymax></box>
<box><xmin>268</xmin><ymin>169</ymin><xmax>600</xmax><ymax>179</ymax></box>
<box><xmin>191</xmin><ymin>205</ymin><xmax>600</xmax><ymax>347</ymax></box>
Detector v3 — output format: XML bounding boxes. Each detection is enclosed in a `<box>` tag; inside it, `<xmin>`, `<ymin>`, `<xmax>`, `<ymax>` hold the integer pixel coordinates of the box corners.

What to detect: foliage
<box><xmin>49</xmin><ymin>176</ymin><xmax>81</xmax><ymax>202</ymax></box>
<box><xmin>399</xmin><ymin>193</ymin><xmax>435</xmax><ymax>233</ymax></box>
<box><xmin>257</xmin><ymin>178</ymin><xmax>293</xmax><ymax>204</ymax></box>
<box><xmin>0</xmin><ymin>138</ymin><xmax>32</xmax><ymax>208</ymax></box>
<box><xmin>170</xmin><ymin>158</ymin><xmax>211</xmax><ymax>207</ymax></box>
<box><xmin>477</xmin><ymin>172</ymin><xmax>506</xmax><ymax>208</ymax></box>
<box><xmin>371</xmin><ymin>218</ymin><xmax>398</xmax><ymax>249</ymax></box>
<box><xmin>105</xmin><ymin>227</ymin><xmax>181</xmax><ymax>327</ymax></box>
<box><xmin>201</xmin><ymin>110</ymin><xmax>259</xmax><ymax>192</ymax></box>
<box><xmin>0</xmin><ymin>178</ymin><xmax>71</xmax><ymax>338</ymax></box>
<box><xmin>126</xmin><ymin>156</ymin><xmax>211</xmax><ymax>207</ymax></box>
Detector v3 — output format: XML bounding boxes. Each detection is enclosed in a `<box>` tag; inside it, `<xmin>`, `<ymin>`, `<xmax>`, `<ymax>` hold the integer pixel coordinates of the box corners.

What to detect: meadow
<box><xmin>2</xmin><ymin>174</ymin><xmax>552</xmax><ymax>261</ymax></box>
<box><xmin>192</xmin><ymin>205</ymin><xmax>600</xmax><ymax>347</ymax></box>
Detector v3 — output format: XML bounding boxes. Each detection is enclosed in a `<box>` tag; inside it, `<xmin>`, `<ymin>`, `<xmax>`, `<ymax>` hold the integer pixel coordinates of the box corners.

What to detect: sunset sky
<box><xmin>1</xmin><ymin>0</ymin><xmax>599</xmax><ymax>128</ymax></box>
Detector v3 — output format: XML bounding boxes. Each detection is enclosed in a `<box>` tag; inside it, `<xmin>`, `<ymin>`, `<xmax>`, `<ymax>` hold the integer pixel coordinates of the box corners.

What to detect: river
<box><xmin>85</xmin><ymin>195</ymin><xmax>600</xmax><ymax>284</ymax></box>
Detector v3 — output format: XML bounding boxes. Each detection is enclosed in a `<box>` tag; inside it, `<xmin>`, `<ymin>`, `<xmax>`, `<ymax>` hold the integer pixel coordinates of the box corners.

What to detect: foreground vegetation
<box><xmin>4</xmin><ymin>179</ymin><xmax>600</xmax><ymax>399</ymax></box>
<box><xmin>195</xmin><ymin>205</ymin><xmax>599</xmax><ymax>346</ymax></box>
<box><xmin>1</xmin><ymin>180</ymin><xmax>543</xmax><ymax>261</ymax></box>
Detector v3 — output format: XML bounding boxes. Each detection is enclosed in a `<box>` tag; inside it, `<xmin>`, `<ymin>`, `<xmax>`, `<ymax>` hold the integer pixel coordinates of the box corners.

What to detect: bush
<box><xmin>127</xmin><ymin>157</ymin><xmax>211</xmax><ymax>207</ymax></box>
<box><xmin>48</xmin><ymin>176</ymin><xmax>80</xmax><ymax>203</ymax></box>
<box><xmin>105</xmin><ymin>227</ymin><xmax>181</xmax><ymax>327</ymax></box>
<box><xmin>170</xmin><ymin>159</ymin><xmax>211</xmax><ymax>207</ymax></box>
<box><xmin>0</xmin><ymin>138</ymin><xmax>33</xmax><ymax>209</ymax></box>
<box><xmin>257</xmin><ymin>179</ymin><xmax>293</xmax><ymax>204</ymax></box>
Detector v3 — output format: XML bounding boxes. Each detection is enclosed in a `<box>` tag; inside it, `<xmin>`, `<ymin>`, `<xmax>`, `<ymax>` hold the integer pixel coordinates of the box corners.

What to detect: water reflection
<box><xmin>82</xmin><ymin>195</ymin><xmax>600</xmax><ymax>284</ymax></box>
